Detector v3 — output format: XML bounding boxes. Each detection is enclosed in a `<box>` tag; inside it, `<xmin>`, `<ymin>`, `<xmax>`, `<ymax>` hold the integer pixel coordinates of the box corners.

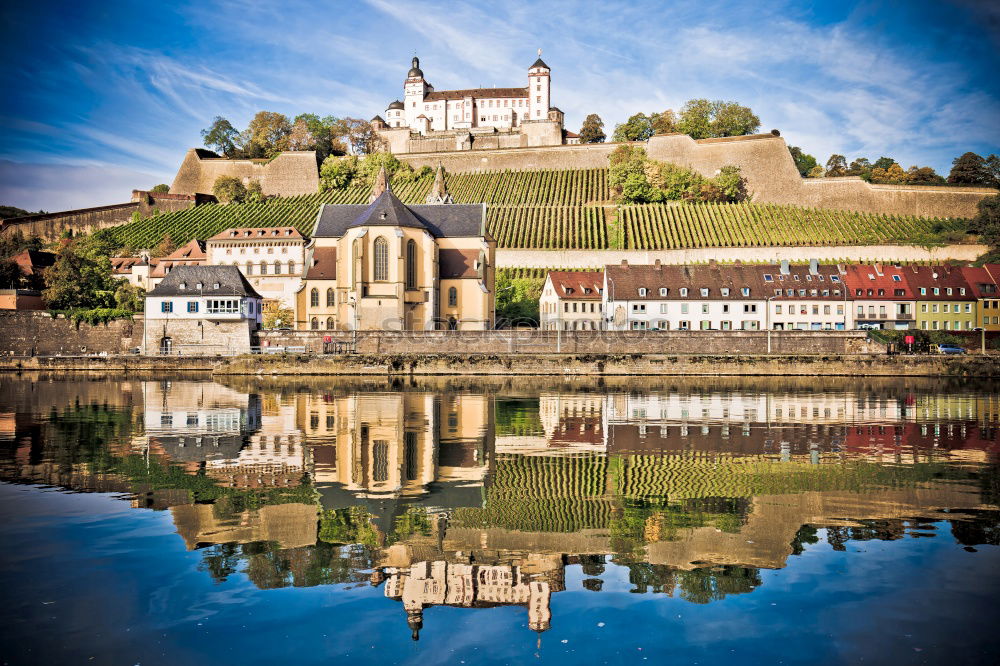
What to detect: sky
<box><xmin>1</xmin><ymin>0</ymin><xmax>998</xmax><ymax>212</ymax></box>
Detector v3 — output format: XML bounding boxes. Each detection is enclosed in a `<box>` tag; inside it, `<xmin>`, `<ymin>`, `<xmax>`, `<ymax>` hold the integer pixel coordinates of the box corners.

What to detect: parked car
<box><xmin>931</xmin><ymin>344</ymin><xmax>967</xmax><ymax>355</ymax></box>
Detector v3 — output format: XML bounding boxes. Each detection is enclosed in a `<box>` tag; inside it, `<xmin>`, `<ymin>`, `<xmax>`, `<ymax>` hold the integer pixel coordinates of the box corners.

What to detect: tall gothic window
<box><xmin>326</xmin><ymin>288</ymin><xmax>335</xmax><ymax>306</ymax></box>
<box><xmin>406</xmin><ymin>239</ymin><xmax>417</xmax><ymax>289</ymax></box>
<box><xmin>448</xmin><ymin>286</ymin><xmax>458</xmax><ymax>307</ymax></box>
<box><xmin>373</xmin><ymin>237</ymin><xmax>389</xmax><ymax>281</ymax></box>
<box><xmin>310</xmin><ymin>288</ymin><xmax>319</xmax><ymax>307</ymax></box>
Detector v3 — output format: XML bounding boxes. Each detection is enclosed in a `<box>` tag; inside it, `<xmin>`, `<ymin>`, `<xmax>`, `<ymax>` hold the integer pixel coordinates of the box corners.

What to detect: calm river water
<box><xmin>0</xmin><ymin>374</ymin><xmax>998</xmax><ymax>665</ymax></box>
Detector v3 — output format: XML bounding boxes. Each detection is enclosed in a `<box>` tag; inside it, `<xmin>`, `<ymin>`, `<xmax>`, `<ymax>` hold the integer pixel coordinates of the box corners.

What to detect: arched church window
<box><xmin>406</xmin><ymin>240</ymin><xmax>417</xmax><ymax>289</ymax></box>
<box><xmin>448</xmin><ymin>286</ymin><xmax>458</xmax><ymax>307</ymax></box>
<box><xmin>326</xmin><ymin>288</ymin><xmax>335</xmax><ymax>306</ymax></box>
<box><xmin>310</xmin><ymin>288</ymin><xmax>319</xmax><ymax>307</ymax></box>
<box><xmin>310</xmin><ymin>317</ymin><xmax>319</xmax><ymax>330</ymax></box>
<box><xmin>373</xmin><ymin>237</ymin><xmax>389</xmax><ymax>281</ymax></box>
<box><xmin>326</xmin><ymin>317</ymin><xmax>334</xmax><ymax>330</ymax></box>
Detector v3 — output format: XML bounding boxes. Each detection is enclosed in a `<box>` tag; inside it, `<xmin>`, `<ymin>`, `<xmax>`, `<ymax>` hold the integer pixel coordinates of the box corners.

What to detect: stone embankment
<box><xmin>1</xmin><ymin>353</ymin><xmax>997</xmax><ymax>378</ymax></box>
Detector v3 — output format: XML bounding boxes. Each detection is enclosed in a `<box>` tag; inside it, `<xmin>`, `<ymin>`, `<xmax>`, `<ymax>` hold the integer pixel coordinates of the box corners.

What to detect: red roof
<box><xmin>900</xmin><ymin>265</ymin><xmax>975</xmax><ymax>300</ymax></box>
<box><xmin>843</xmin><ymin>263</ymin><xmax>914</xmax><ymax>300</ymax></box>
<box><xmin>545</xmin><ymin>270</ymin><xmax>603</xmax><ymax>300</ymax></box>
<box><xmin>425</xmin><ymin>87</ymin><xmax>528</xmax><ymax>101</ymax></box>
<box><xmin>958</xmin><ymin>265</ymin><xmax>1000</xmax><ymax>298</ymax></box>
<box><xmin>305</xmin><ymin>247</ymin><xmax>336</xmax><ymax>280</ymax></box>
<box><xmin>439</xmin><ymin>248</ymin><xmax>480</xmax><ymax>279</ymax></box>
<box><xmin>207</xmin><ymin>227</ymin><xmax>303</xmax><ymax>242</ymax></box>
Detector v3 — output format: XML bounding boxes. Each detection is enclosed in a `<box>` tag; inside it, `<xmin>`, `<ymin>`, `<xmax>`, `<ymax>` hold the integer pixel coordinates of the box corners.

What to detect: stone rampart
<box><xmin>170</xmin><ymin>149</ymin><xmax>319</xmax><ymax>196</ymax></box>
<box><xmin>0</xmin><ymin>190</ymin><xmax>203</xmax><ymax>242</ymax></box>
<box><xmin>0</xmin><ymin>311</ymin><xmax>143</xmax><ymax>356</ymax></box>
<box><xmin>497</xmin><ymin>243</ymin><xmax>989</xmax><ymax>269</ymax></box>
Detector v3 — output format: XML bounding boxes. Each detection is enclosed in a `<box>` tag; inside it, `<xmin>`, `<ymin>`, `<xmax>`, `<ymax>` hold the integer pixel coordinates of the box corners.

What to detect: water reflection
<box><xmin>1</xmin><ymin>374</ymin><xmax>998</xmax><ymax>645</ymax></box>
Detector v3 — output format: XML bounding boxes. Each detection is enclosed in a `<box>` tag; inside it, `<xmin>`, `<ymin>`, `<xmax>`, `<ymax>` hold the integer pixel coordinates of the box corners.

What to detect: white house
<box><xmin>205</xmin><ymin>226</ymin><xmax>306</xmax><ymax>308</ymax></box>
<box><xmin>143</xmin><ymin>265</ymin><xmax>263</xmax><ymax>355</ymax></box>
<box><xmin>539</xmin><ymin>270</ymin><xmax>604</xmax><ymax>330</ymax></box>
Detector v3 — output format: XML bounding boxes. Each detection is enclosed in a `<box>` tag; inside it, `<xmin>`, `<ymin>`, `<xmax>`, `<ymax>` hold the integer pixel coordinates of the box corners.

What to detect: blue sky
<box><xmin>1</xmin><ymin>0</ymin><xmax>998</xmax><ymax>211</ymax></box>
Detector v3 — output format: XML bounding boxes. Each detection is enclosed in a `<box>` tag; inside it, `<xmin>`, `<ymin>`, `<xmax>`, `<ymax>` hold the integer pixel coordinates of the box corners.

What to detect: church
<box><xmin>295</xmin><ymin>166</ymin><xmax>496</xmax><ymax>331</ymax></box>
<box><xmin>372</xmin><ymin>54</ymin><xmax>569</xmax><ymax>153</ymax></box>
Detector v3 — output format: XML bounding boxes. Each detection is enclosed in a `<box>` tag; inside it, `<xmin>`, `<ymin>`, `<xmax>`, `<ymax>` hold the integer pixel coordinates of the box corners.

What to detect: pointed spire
<box><xmin>369</xmin><ymin>166</ymin><xmax>390</xmax><ymax>203</ymax></box>
<box><xmin>425</xmin><ymin>164</ymin><xmax>453</xmax><ymax>204</ymax></box>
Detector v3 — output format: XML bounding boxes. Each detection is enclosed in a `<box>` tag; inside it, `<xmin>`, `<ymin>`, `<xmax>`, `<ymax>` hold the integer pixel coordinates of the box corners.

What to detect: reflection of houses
<box><xmin>206</xmin><ymin>397</ymin><xmax>305</xmax><ymax>488</ymax></box>
<box><xmin>138</xmin><ymin>380</ymin><xmax>261</xmax><ymax>469</ymax></box>
<box><xmin>170</xmin><ymin>502</ymin><xmax>318</xmax><ymax>550</ymax></box>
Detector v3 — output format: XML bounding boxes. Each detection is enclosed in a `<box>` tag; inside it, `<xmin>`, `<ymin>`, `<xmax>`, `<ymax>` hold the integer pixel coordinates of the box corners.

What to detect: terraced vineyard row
<box><xmin>617</xmin><ymin>202</ymin><xmax>967</xmax><ymax>250</ymax></box>
<box><xmin>486</xmin><ymin>205</ymin><xmax>606</xmax><ymax>249</ymax></box>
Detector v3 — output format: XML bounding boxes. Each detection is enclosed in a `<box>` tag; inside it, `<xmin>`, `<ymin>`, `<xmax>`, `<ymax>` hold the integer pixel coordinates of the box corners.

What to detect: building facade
<box><xmin>843</xmin><ymin>263</ymin><xmax>916</xmax><ymax>330</ymax></box>
<box><xmin>205</xmin><ymin>226</ymin><xmax>306</xmax><ymax>308</ymax></box>
<box><xmin>960</xmin><ymin>265</ymin><xmax>1000</xmax><ymax>331</ymax></box>
<box><xmin>142</xmin><ymin>265</ymin><xmax>263</xmax><ymax>355</ymax></box>
<box><xmin>540</xmin><ymin>270</ymin><xmax>604</xmax><ymax>330</ymax></box>
<box><xmin>295</xmin><ymin>168</ymin><xmax>495</xmax><ymax>331</ymax></box>
<box><xmin>906</xmin><ymin>265</ymin><xmax>977</xmax><ymax>331</ymax></box>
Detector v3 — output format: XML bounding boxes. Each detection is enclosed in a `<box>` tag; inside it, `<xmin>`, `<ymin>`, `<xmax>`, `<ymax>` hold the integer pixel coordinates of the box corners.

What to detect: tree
<box><xmin>213</xmin><ymin>175</ymin><xmax>248</xmax><ymax>204</ymax></box>
<box><xmin>825</xmin><ymin>154</ymin><xmax>848</xmax><ymax>177</ymax></box>
<box><xmin>905</xmin><ymin>166</ymin><xmax>945</xmax><ymax>185</ymax></box>
<box><xmin>650</xmin><ymin>110</ymin><xmax>677</xmax><ymax>135</ymax></box>
<box><xmin>872</xmin><ymin>156</ymin><xmax>895</xmax><ymax>171</ymax></box>
<box><xmin>151</xmin><ymin>233</ymin><xmax>177</xmax><ymax>258</ymax></box>
<box><xmin>986</xmin><ymin>154</ymin><xmax>1000</xmax><ymax>188</ymax></box>
<box><xmin>789</xmin><ymin>146</ymin><xmax>818</xmax><ymax>177</ymax></box>
<box><xmin>262</xmin><ymin>301</ymin><xmax>294</xmax><ymax>329</ymax></box>
<box><xmin>114</xmin><ymin>281</ymin><xmax>145</xmax><ymax>312</ymax></box>
<box><xmin>0</xmin><ymin>258</ymin><xmax>21</xmax><ymax>289</ymax></box>
<box><xmin>712</xmin><ymin>165</ymin><xmax>750</xmax><ymax>202</ymax></box>
<box><xmin>578</xmin><ymin>114</ymin><xmax>606</xmax><ymax>143</ymax></box>
<box><xmin>150</xmin><ymin>184</ymin><xmax>170</xmax><ymax>193</ymax></box>
<box><xmin>677</xmin><ymin>99</ymin><xmax>760</xmax><ymax>139</ymax></box>
<box><xmin>245</xmin><ymin>180</ymin><xmax>264</xmax><ymax>203</ymax></box>
<box><xmin>288</xmin><ymin>117</ymin><xmax>317</xmax><ymax>152</ymax></box>
<box><xmin>339</xmin><ymin>118</ymin><xmax>380</xmax><ymax>155</ymax></box>
<box><xmin>240</xmin><ymin>111</ymin><xmax>292</xmax><ymax>158</ymax></box>
<box><xmin>948</xmin><ymin>152</ymin><xmax>992</xmax><ymax>185</ymax></box>
<box><xmin>0</xmin><ymin>230</ymin><xmax>42</xmax><ymax>257</ymax></box>
<box><xmin>807</xmin><ymin>165</ymin><xmax>825</xmax><ymax>178</ymax></box>
<box><xmin>847</xmin><ymin>157</ymin><xmax>871</xmax><ymax>178</ymax></box>
<box><xmin>971</xmin><ymin>194</ymin><xmax>1000</xmax><ymax>248</ymax></box>
<box><xmin>612</xmin><ymin>113</ymin><xmax>654</xmax><ymax>142</ymax></box>
<box><xmin>869</xmin><ymin>162</ymin><xmax>908</xmax><ymax>184</ymax></box>
<box><xmin>201</xmin><ymin>116</ymin><xmax>241</xmax><ymax>157</ymax></box>
<box><xmin>676</xmin><ymin>99</ymin><xmax>714</xmax><ymax>139</ymax></box>
<box><xmin>42</xmin><ymin>241</ymin><xmax>116</xmax><ymax>310</ymax></box>
<box><xmin>319</xmin><ymin>155</ymin><xmax>359</xmax><ymax>190</ymax></box>
<box><xmin>495</xmin><ymin>273</ymin><xmax>541</xmax><ymax>326</ymax></box>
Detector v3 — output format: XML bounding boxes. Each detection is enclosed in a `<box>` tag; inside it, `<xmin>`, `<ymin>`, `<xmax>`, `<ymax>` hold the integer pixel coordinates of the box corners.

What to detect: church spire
<box><xmin>369</xmin><ymin>166</ymin><xmax>391</xmax><ymax>203</ymax></box>
<box><xmin>425</xmin><ymin>164</ymin><xmax>453</xmax><ymax>204</ymax></box>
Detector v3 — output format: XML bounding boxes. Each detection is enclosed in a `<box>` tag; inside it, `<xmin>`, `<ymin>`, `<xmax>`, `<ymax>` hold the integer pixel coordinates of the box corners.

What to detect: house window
<box><xmin>659</xmin><ymin>287</ymin><xmax>667</xmax><ymax>297</ymax></box>
<box><xmin>311</xmin><ymin>317</ymin><xmax>319</xmax><ymax>330</ymax></box>
<box><xmin>260</xmin><ymin>263</ymin><xmax>267</xmax><ymax>275</ymax></box>
<box><xmin>659</xmin><ymin>303</ymin><xmax>668</xmax><ymax>313</ymax></box>
<box><xmin>288</xmin><ymin>261</ymin><xmax>295</xmax><ymax>274</ymax></box>
<box><xmin>311</xmin><ymin>288</ymin><xmax>319</xmax><ymax>307</ymax></box>
<box><xmin>187</xmin><ymin>301</ymin><xmax>198</xmax><ymax>313</ymax></box>
<box><xmin>326</xmin><ymin>288</ymin><xmax>335</xmax><ymax>306</ymax></box>
<box><xmin>161</xmin><ymin>301</ymin><xmax>173</xmax><ymax>313</ymax></box>
<box><xmin>700</xmin><ymin>288</ymin><xmax>709</xmax><ymax>297</ymax></box>
<box><xmin>680</xmin><ymin>288</ymin><xmax>688</xmax><ymax>297</ymax></box>
<box><xmin>326</xmin><ymin>317</ymin><xmax>334</xmax><ymax>329</ymax></box>
<box><xmin>701</xmin><ymin>303</ymin><xmax>709</xmax><ymax>314</ymax></box>
<box><xmin>632</xmin><ymin>304</ymin><xmax>646</xmax><ymax>313</ymax></box>
<box><xmin>406</xmin><ymin>239</ymin><xmax>417</xmax><ymax>289</ymax></box>
<box><xmin>638</xmin><ymin>287</ymin><xmax>647</xmax><ymax>297</ymax></box>
<box><xmin>776</xmin><ymin>305</ymin><xmax>783</xmax><ymax>314</ymax></box>
<box><xmin>373</xmin><ymin>237</ymin><xmax>389</xmax><ymax>281</ymax></box>
<box><xmin>681</xmin><ymin>303</ymin><xmax>689</xmax><ymax>314</ymax></box>
<box><xmin>743</xmin><ymin>304</ymin><xmax>757</xmax><ymax>313</ymax></box>
<box><xmin>741</xmin><ymin>287</ymin><xmax>750</xmax><ymax>296</ymax></box>
<box><xmin>448</xmin><ymin>286</ymin><xmax>458</xmax><ymax>307</ymax></box>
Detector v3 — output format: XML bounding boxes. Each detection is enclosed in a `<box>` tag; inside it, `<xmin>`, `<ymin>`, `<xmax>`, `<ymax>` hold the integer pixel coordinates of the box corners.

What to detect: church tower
<box><xmin>404</xmin><ymin>56</ymin><xmax>431</xmax><ymax>128</ymax></box>
<box><xmin>527</xmin><ymin>50</ymin><xmax>550</xmax><ymax>121</ymax></box>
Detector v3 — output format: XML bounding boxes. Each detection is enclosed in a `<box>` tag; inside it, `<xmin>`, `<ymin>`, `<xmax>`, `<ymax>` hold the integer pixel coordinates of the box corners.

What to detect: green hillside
<box><xmin>94</xmin><ymin>167</ymin><xmax>968</xmax><ymax>250</ymax></box>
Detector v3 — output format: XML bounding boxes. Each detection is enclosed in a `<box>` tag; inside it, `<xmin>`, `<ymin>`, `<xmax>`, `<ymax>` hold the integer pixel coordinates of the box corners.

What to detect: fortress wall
<box><xmin>496</xmin><ymin>243</ymin><xmax>989</xmax><ymax>269</ymax></box>
<box><xmin>0</xmin><ymin>190</ymin><xmax>203</xmax><ymax>243</ymax></box>
<box><xmin>170</xmin><ymin>150</ymin><xmax>319</xmax><ymax>197</ymax></box>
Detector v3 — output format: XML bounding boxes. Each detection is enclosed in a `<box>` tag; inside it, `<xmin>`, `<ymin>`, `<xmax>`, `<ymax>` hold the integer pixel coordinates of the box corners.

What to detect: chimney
<box><xmin>809</xmin><ymin>258</ymin><xmax>818</xmax><ymax>275</ymax></box>
<box><xmin>654</xmin><ymin>259</ymin><xmax>662</xmax><ymax>269</ymax></box>
<box><xmin>733</xmin><ymin>259</ymin><xmax>742</xmax><ymax>267</ymax></box>
<box><xmin>779</xmin><ymin>260</ymin><xmax>790</xmax><ymax>275</ymax></box>
<box><xmin>708</xmin><ymin>259</ymin><xmax>718</xmax><ymax>267</ymax></box>
<box><xmin>620</xmin><ymin>259</ymin><xmax>629</xmax><ymax>268</ymax></box>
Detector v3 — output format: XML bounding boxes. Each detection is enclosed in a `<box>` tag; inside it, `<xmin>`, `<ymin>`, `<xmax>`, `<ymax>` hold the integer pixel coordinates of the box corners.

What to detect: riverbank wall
<box><xmin>1</xmin><ymin>353</ymin><xmax>997</xmax><ymax>378</ymax></box>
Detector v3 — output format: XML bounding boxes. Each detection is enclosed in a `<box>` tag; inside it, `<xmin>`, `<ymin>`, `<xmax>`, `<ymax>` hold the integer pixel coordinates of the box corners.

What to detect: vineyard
<box><xmin>94</xmin><ymin>167</ymin><xmax>969</xmax><ymax>251</ymax></box>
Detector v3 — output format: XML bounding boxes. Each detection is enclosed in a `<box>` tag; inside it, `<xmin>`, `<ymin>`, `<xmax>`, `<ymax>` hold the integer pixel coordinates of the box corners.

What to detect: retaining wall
<box><xmin>170</xmin><ymin>150</ymin><xmax>319</xmax><ymax>196</ymax></box>
<box><xmin>497</xmin><ymin>243</ymin><xmax>990</xmax><ymax>269</ymax></box>
<box><xmin>0</xmin><ymin>311</ymin><xmax>143</xmax><ymax>356</ymax></box>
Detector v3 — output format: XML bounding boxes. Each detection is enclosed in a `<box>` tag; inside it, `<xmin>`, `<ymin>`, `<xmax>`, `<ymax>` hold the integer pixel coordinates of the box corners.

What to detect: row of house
<box><xmin>541</xmin><ymin>260</ymin><xmax>1000</xmax><ymax>332</ymax></box>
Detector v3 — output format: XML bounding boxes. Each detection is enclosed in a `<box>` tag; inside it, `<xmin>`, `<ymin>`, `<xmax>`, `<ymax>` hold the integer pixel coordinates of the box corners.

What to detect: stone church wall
<box><xmin>170</xmin><ymin>149</ymin><xmax>319</xmax><ymax>197</ymax></box>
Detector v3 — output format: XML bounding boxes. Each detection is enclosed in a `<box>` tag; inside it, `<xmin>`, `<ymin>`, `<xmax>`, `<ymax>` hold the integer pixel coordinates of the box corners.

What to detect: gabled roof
<box><xmin>110</xmin><ymin>256</ymin><xmax>147</xmax><ymax>273</ymax></box>
<box><xmin>148</xmin><ymin>265</ymin><xmax>262</xmax><ymax>299</ymax></box>
<box><xmin>958</xmin><ymin>265</ymin><xmax>1000</xmax><ymax>297</ymax></box>
<box><xmin>530</xmin><ymin>57</ymin><xmax>549</xmax><ymax>69</ymax></box>
<box><xmin>313</xmin><ymin>189</ymin><xmax>488</xmax><ymax>239</ymax></box>
<box><xmin>207</xmin><ymin>227</ymin><xmax>303</xmax><ymax>242</ymax></box>
<box><xmin>162</xmin><ymin>239</ymin><xmax>206</xmax><ymax>261</ymax></box>
<box><xmin>425</xmin><ymin>87</ymin><xmax>528</xmax><ymax>101</ymax></box>
<box><xmin>12</xmin><ymin>249</ymin><xmax>56</xmax><ymax>275</ymax></box>
<box><xmin>901</xmin><ymin>265</ymin><xmax>974</xmax><ymax>299</ymax></box>
<box><xmin>545</xmin><ymin>270</ymin><xmax>603</xmax><ymax>300</ymax></box>
<box><xmin>305</xmin><ymin>246</ymin><xmax>337</xmax><ymax>280</ymax></box>
<box><xmin>842</xmin><ymin>264</ymin><xmax>913</xmax><ymax>299</ymax></box>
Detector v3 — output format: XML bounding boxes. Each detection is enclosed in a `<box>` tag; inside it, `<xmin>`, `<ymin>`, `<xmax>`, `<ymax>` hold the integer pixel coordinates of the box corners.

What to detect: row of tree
<box><xmin>577</xmin><ymin>99</ymin><xmax>762</xmax><ymax>144</ymax></box>
<box><xmin>786</xmin><ymin>148</ymin><xmax>1000</xmax><ymax>187</ymax></box>
<box><xmin>201</xmin><ymin>112</ymin><xmax>380</xmax><ymax>162</ymax></box>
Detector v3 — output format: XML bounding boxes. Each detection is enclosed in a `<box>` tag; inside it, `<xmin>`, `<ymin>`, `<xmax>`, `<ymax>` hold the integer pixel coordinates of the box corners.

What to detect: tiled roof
<box><xmin>110</xmin><ymin>256</ymin><xmax>147</xmax><ymax>273</ymax></box>
<box><xmin>12</xmin><ymin>250</ymin><xmax>56</xmax><ymax>275</ymax></box>
<box><xmin>148</xmin><ymin>265</ymin><xmax>262</xmax><ymax>299</ymax></box>
<box><xmin>842</xmin><ymin>264</ymin><xmax>914</xmax><ymax>300</ymax></box>
<box><xmin>958</xmin><ymin>266</ymin><xmax>999</xmax><ymax>298</ymax></box>
<box><xmin>313</xmin><ymin>188</ymin><xmax>487</xmax><ymax>239</ymax></box>
<box><xmin>207</xmin><ymin>227</ymin><xmax>303</xmax><ymax>242</ymax></box>
<box><xmin>425</xmin><ymin>87</ymin><xmax>528</xmax><ymax>101</ymax></box>
<box><xmin>439</xmin><ymin>248</ymin><xmax>480</xmax><ymax>279</ymax></box>
<box><xmin>546</xmin><ymin>270</ymin><xmax>603</xmax><ymax>300</ymax></box>
<box><xmin>902</xmin><ymin>265</ymin><xmax>975</xmax><ymax>299</ymax></box>
<box><xmin>162</xmin><ymin>239</ymin><xmax>206</xmax><ymax>261</ymax></box>
<box><xmin>305</xmin><ymin>247</ymin><xmax>337</xmax><ymax>280</ymax></box>
<box><xmin>604</xmin><ymin>263</ymin><xmax>846</xmax><ymax>301</ymax></box>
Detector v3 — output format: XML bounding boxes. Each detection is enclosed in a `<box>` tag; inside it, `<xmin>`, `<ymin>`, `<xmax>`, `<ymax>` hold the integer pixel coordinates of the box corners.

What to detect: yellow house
<box><xmin>296</xmin><ymin>166</ymin><xmax>495</xmax><ymax>330</ymax></box>
<box><xmin>907</xmin><ymin>265</ymin><xmax>978</xmax><ymax>332</ymax></box>
<box><xmin>961</xmin><ymin>265</ymin><xmax>1000</xmax><ymax>332</ymax></box>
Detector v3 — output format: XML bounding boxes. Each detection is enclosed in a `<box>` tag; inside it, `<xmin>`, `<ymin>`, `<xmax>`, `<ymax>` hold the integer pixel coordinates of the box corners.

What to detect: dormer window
<box><xmin>946</xmin><ymin>288</ymin><xmax>953</xmax><ymax>295</ymax></box>
<box><xmin>721</xmin><ymin>287</ymin><xmax>730</xmax><ymax>296</ymax></box>
<box><xmin>793</xmin><ymin>275</ymin><xmax>800</xmax><ymax>281</ymax></box>
<box><xmin>659</xmin><ymin>287</ymin><xmax>667</xmax><ymax>297</ymax></box>
<box><xmin>805</xmin><ymin>275</ymin><xmax>812</xmax><ymax>281</ymax></box>
<box><xmin>700</xmin><ymin>288</ymin><xmax>709</xmax><ymax>297</ymax></box>
<box><xmin>763</xmin><ymin>274</ymin><xmax>773</xmax><ymax>282</ymax></box>
<box><xmin>830</xmin><ymin>275</ymin><xmax>840</xmax><ymax>282</ymax></box>
<box><xmin>741</xmin><ymin>287</ymin><xmax>750</xmax><ymax>297</ymax></box>
<box><xmin>774</xmin><ymin>289</ymin><xmax>781</xmax><ymax>296</ymax></box>
<box><xmin>179</xmin><ymin>282</ymin><xmax>186</xmax><ymax>289</ymax></box>
<box><xmin>960</xmin><ymin>288</ymin><xmax>966</xmax><ymax>295</ymax></box>
<box><xmin>933</xmin><ymin>287</ymin><xmax>940</xmax><ymax>295</ymax></box>
<box><xmin>680</xmin><ymin>287</ymin><xmax>688</xmax><ymax>297</ymax></box>
<box><xmin>638</xmin><ymin>287</ymin><xmax>647</xmax><ymax>297</ymax></box>
<box><xmin>213</xmin><ymin>283</ymin><xmax>220</xmax><ymax>289</ymax></box>
<box><xmin>892</xmin><ymin>275</ymin><xmax>901</xmax><ymax>282</ymax></box>
<box><xmin>920</xmin><ymin>287</ymin><xmax>927</xmax><ymax>295</ymax></box>
<box><xmin>868</xmin><ymin>273</ymin><xmax>875</xmax><ymax>280</ymax></box>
